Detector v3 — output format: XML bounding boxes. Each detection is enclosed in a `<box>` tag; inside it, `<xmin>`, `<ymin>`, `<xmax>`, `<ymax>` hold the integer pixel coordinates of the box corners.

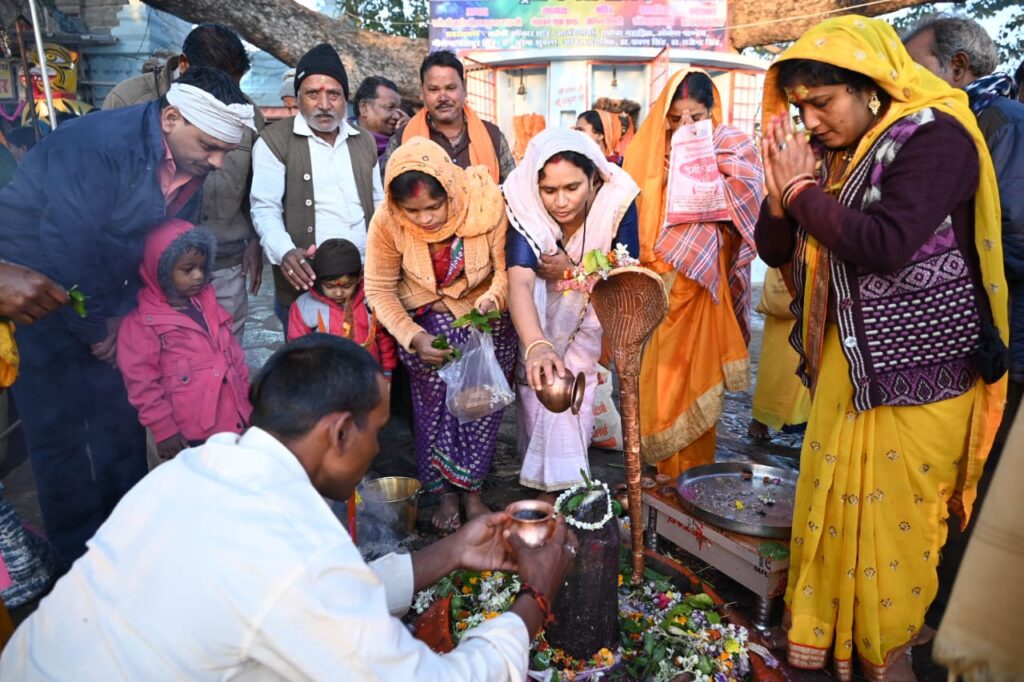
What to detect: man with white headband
<box><xmin>251</xmin><ymin>42</ymin><xmax>383</xmax><ymax>337</ymax></box>
<box><xmin>0</xmin><ymin>66</ymin><xmax>252</xmax><ymax>567</ymax></box>
<box><xmin>104</xmin><ymin>23</ymin><xmax>266</xmax><ymax>342</ymax></box>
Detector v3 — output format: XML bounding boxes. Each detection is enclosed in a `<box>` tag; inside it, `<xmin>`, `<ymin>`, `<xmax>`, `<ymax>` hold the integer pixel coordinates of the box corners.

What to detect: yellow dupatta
<box><xmin>0</xmin><ymin>321</ymin><xmax>18</xmax><ymax>388</ymax></box>
<box><xmin>761</xmin><ymin>15</ymin><xmax>1007</xmax><ymax>523</ymax></box>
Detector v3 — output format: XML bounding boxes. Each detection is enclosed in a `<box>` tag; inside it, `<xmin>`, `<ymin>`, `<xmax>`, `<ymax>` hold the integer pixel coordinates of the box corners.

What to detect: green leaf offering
<box><xmin>611</xmin><ymin>499</ymin><xmax>624</xmax><ymax>517</ymax></box>
<box><xmin>431</xmin><ymin>334</ymin><xmax>462</xmax><ymax>366</ymax></box>
<box><xmin>68</xmin><ymin>285</ymin><xmax>88</xmax><ymax>318</ymax></box>
<box><xmin>684</xmin><ymin>593</ymin><xmax>714</xmax><ymax>610</ymax></box>
<box><xmin>452</xmin><ymin>308</ymin><xmax>501</xmax><ymax>334</ymax></box>
<box><xmin>758</xmin><ymin>541</ymin><xmax>790</xmax><ymax>561</ymax></box>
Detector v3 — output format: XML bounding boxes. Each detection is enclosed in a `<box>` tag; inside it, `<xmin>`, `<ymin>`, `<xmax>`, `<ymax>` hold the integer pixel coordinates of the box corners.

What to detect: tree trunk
<box><xmin>138</xmin><ymin>0</ymin><xmax>940</xmax><ymax>99</ymax></box>
<box><xmin>139</xmin><ymin>0</ymin><xmax>427</xmax><ymax>100</ymax></box>
<box><xmin>727</xmin><ymin>0</ymin><xmax>938</xmax><ymax>48</ymax></box>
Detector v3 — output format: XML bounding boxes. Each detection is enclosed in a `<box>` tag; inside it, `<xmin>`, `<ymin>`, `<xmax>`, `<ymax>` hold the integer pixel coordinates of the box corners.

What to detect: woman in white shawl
<box><xmin>504</xmin><ymin>128</ymin><xmax>640</xmax><ymax>494</ymax></box>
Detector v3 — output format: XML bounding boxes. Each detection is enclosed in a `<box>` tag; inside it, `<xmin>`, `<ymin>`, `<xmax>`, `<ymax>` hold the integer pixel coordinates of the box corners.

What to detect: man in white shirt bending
<box><xmin>251</xmin><ymin>43</ymin><xmax>384</xmax><ymax>336</ymax></box>
<box><xmin>0</xmin><ymin>335</ymin><xmax>578</xmax><ymax>680</ymax></box>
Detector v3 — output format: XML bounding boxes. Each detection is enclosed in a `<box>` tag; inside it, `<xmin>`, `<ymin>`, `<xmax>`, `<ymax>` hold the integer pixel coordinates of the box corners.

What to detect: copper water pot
<box><xmin>535</xmin><ymin>369</ymin><xmax>586</xmax><ymax>415</ymax></box>
<box><xmin>504</xmin><ymin>499</ymin><xmax>556</xmax><ymax>549</ymax></box>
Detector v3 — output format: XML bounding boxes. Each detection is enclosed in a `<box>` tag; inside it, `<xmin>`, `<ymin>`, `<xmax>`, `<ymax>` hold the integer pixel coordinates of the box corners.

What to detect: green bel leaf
<box><xmin>68</xmin><ymin>285</ymin><xmax>88</xmax><ymax>318</ymax></box>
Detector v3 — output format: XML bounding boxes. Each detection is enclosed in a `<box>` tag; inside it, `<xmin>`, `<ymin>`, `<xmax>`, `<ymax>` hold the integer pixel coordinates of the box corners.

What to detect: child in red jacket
<box><xmin>287</xmin><ymin>239</ymin><xmax>397</xmax><ymax>379</ymax></box>
<box><xmin>118</xmin><ymin>219</ymin><xmax>252</xmax><ymax>460</ymax></box>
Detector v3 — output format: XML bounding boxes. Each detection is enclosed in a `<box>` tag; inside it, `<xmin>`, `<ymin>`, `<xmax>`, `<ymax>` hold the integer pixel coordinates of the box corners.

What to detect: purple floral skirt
<box><xmin>397</xmin><ymin>309</ymin><xmax>516</xmax><ymax>495</ymax></box>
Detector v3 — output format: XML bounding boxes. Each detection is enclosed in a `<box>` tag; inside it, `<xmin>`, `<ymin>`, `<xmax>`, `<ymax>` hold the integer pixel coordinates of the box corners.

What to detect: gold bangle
<box><xmin>524</xmin><ymin>339</ymin><xmax>554</xmax><ymax>359</ymax></box>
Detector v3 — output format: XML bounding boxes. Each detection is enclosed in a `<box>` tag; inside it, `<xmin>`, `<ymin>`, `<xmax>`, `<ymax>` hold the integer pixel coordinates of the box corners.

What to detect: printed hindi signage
<box><xmin>0</xmin><ymin>61</ymin><xmax>17</xmax><ymax>101</ymax></box>
<box><xmin>429</xmin><ymin>0</ymin><xmax>728</xmax><ymax>53</ymax></box>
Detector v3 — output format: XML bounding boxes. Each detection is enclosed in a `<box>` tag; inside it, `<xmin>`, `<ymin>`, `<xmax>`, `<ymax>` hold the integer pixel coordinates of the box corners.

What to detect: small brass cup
<box><xmin>504</xmin><ymin>499</ymin><xmax>556</xmax><ymax>549</ymax></box>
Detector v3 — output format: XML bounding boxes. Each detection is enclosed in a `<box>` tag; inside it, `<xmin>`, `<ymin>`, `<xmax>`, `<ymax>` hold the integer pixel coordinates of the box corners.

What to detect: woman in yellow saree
<box><xmin>756</xmin><ymin>16</ymin><xmax>1007</xmax><ymax>680</ymax></box>
<box><xmin>624</xmin><ymin>70</ymin><xmax>763</xmax><ymax>477</ymax></box>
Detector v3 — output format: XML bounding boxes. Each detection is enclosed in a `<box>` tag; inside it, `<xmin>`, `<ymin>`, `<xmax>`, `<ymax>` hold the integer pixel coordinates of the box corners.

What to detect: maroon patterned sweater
<box><xmin>756</xmin><ymin>110</ymin><xmax>991</xmax><ymax>410</ymax></box>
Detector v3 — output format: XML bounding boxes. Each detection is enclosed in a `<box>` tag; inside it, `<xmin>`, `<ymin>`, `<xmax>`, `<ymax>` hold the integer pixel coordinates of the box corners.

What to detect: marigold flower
<box><xmin>461</xmin><ymin>586</ymin><xmax>472</xmax><ymax>594</ymax></box>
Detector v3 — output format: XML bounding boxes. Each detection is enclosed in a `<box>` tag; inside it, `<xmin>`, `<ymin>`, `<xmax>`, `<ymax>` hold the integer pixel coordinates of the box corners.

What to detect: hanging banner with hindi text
<box><xmin>429</xmin><ymin>0</ymin><xmax>728</xmax><ymax>53</ymax></box>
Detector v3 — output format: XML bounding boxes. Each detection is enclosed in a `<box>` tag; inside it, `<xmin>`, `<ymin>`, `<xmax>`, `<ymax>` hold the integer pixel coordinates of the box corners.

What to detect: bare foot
<box><xmin>882</xmin><ymin>647</ymin><xmax>917</xmax><ymax>682</ymax></box>
<box><xmin>461</xmin><ymin>493</ymin><xmax>491</xmax><ymax>521</ymax></box>
<box><xmin>748</xmin><ymin>418</ymin><xmax>771</xmax><ymax>442</ymax></box>
<box><xmin>431</xmin><ymin>493</ymin><xmax>461</xmax><ymax>534</ymax></box>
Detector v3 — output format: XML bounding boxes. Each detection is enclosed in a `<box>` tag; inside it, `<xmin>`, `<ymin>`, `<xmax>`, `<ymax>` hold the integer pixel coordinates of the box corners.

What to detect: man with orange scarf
<box><xmin>623</xmin><ymin>70</ymin><xmax>764</xmax><ymax>478</ymax></box>
<box><xmin>380</xmin><ymin>50</ymin><xmax>515</xmax><ymax>185</ymax></box>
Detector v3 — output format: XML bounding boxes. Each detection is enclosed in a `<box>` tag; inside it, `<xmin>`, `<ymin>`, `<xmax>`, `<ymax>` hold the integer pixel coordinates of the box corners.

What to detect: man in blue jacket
<box><xmin>0</xmin><ymin>66</ymin><xmax>255</xmax><ymax>565</ymax></box>
<box><xmin>905</xmin><ymin>16</ymin><xmax>1024</xmax><ymax>618</ymax></box>
<box><xmin>906</xmin><ymin>18</ymin><xmax>1024</xmax><ymax>418</ymax></box>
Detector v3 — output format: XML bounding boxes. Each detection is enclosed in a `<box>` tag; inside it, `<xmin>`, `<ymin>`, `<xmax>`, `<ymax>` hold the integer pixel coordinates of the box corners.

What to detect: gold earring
<box><xmin>868</xmin><ymin>91</ymin><xmax>881</xmax><ymax>116</ymax></box>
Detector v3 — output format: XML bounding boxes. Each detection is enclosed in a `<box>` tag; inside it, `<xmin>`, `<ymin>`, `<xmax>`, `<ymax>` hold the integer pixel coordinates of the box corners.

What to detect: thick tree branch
<box><xmin>727</xmin><ymin>0</ymin><xmax>939</xmax><ymax>48</ymax></box>
<box><xmin>140</xmin><ymin>0</ymin><xmax>427</xmax><ymax>99</ymax></box>
<box><xmin>140</xmin><ymin>0</ymin><xmax>941</xmax><ymax>97</ymax></box>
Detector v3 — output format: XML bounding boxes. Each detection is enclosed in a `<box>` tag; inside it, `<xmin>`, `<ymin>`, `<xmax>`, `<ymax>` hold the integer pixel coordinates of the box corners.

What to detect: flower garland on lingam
<box><xmin>556</xmin><ymin>244</ymin><xmax>640</xmax><ymax>294</ymax></box>
<box><xmin>554</xmin><ymin>476</ymin><xmax>618</xmax><ymax>531</ymax></box>
<box><xmin>410</xmin><ymin>476</ymin><xmax>753</xmax><ymax>680</ymax></box>
<box><xmin>409</xmin><ymin>560</ymin><xmax>752</xmax><ymax>681</ymax></box>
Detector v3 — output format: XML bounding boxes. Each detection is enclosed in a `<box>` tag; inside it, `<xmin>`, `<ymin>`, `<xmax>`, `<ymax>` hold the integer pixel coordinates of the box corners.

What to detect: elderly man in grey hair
<box><xmin>904</xmin><ymin>12</ymin><xmax>1024</xmax><ymax>619</ymax></box>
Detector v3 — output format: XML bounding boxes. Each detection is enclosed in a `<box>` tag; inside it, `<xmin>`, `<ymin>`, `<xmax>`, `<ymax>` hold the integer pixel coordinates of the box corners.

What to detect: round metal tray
<box><xmin>674</xmin><ymin>462</ymin><xmax>798</xmax><ymax>539</ymax></box>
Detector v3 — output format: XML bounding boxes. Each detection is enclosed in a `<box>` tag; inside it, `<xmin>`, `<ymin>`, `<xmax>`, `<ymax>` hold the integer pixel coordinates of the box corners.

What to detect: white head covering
<box><xmin>279</xmin><ymin>69</ymin><xmax>296</xmax><ymax>100</ymax></box>
<box><xmin>504</xmin><ymin>127</ymin><xmax>638</xmax><ymax>261</ymax></box>
<box><xmin>165</xmin><ymin>82</ymin><xmax>256</xmax><ymax>144</ymax></box>
<box><xmin>503</xmin><ymin>127</ymin><xmax>639</xmax><ymax>354</ymax></box>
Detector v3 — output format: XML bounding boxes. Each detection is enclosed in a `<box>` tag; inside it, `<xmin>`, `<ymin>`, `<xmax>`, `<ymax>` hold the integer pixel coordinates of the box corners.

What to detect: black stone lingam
<box><xmin>546</xmin><ymin>487</ymin><xmax>621</xmax><ymax>660</ymax></box>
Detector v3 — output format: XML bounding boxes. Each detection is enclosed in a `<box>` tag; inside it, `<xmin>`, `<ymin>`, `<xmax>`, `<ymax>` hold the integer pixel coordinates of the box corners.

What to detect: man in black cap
<box><xmin>251</xmin><ymin>43</ymin><xmax>383</xmax><ymax>337</ymax></box>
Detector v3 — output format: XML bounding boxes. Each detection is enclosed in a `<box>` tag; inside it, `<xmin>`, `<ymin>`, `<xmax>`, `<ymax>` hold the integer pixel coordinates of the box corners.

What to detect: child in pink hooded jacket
<box><xmin>118</xmin><ymin>219</ymin><xmax>252</xmax><ymax>460</ymax></box>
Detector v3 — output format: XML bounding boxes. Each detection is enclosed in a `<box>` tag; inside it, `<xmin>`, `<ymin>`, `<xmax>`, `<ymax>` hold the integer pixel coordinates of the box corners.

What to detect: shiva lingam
<box><xmin>504</xmin><ymin>499</ymin><xmax>556</xmax><ymax>548</ymax></box>
<box><xmin>590</xmin><ymin>266</ymin><xmax>669</xmax><ymax>583</ymax></box>
<box><xmin>534</xmin><ymin>369</ymin><xmax>586</xmax><ymax>414</ymax></box>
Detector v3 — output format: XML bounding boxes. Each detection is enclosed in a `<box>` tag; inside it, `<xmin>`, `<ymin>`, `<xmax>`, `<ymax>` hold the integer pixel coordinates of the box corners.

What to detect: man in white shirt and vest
<box><xmin>0</xmin><ymin>335</ymin><xmax>578</xmax><ymax>680</ymax></box>
<box><xmin>251</xmin><ymin>43</ymin><xmax>384</xmax><ymax>336</ymax></box>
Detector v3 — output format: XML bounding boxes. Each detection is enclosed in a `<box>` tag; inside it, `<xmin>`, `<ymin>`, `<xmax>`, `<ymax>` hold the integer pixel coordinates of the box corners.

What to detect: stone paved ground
<box><xmin>0</xmin><ymin>263</ymin><xmax>946</xmax><ymax>678</ymax></box>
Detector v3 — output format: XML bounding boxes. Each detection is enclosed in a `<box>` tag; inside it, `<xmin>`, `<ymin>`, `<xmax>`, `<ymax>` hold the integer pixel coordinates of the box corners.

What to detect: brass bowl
<box><xmin>535</xmin><ymin>370</ymin><xmax>586</xmax><ymax>415</ymax></box>
<box><xmin>504</xmin><ymin>499</ymin><xmax>556</xmax><ymax>549</ymax></box>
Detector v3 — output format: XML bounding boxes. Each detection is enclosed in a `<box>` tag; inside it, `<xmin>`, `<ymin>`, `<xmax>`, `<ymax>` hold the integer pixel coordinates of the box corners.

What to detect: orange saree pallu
<box><xmin>638</xmin><ymin>242</ymin><xmax>751</xmax><ymax>476</ymax></box>
<box><xmin>624</xmin><ymin>68</ymin><xmax>763</xmax><ymax>474</ymax></box>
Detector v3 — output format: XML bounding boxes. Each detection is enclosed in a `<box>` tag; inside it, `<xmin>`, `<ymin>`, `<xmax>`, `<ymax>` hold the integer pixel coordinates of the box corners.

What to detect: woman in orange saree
<box><xmin>623</xmin><ymin>70</ymin><xmax>764</xmax><ymax>477</ymax></box>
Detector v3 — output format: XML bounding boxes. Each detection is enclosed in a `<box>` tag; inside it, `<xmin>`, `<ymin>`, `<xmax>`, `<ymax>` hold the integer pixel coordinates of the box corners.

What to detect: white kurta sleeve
<box><xmin>367</xmin><ymin>552</ymin><xmax>414</xmax><ymax>617</ymax></box>
<box><xmin>250</xmin><ymin>138</ymin><xmax>299</xmax><ymax>266</ymax></box>
<box><xmin>372</xmin><ymin>164</ymin><xmax>384</xmax><ymax>211</ymax></box>
<box><xmin>246</xmin><ymin>542</ymin><xmax>530</xmax><ymax>682</ymax></box>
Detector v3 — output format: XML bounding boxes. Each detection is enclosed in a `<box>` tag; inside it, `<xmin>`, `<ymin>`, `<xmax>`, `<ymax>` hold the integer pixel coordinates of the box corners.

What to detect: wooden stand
<box><xmin>642</xmin><ymin>486</ymin><xmax>789</xmax><ymax>631</ymax></box>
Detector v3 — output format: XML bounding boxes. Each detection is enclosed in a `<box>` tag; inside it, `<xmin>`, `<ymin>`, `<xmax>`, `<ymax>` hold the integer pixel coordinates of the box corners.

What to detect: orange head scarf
<box><xmin>595</xmin><ymin>110</ymin><xmax>623</xmax><ymax>158</ymax></box>
<box><xmin>623</xmin><ymin>68</ymin><xmax>723</xmax><ymax>267</ymax></box>
<box><xmin>402</xmin><ymin>104</ymin><xmax>500</xmax><ymax>183</ymax></box>
<box><xmin>381</xmin><ymin>137</ymin><xmax>504</xmax><ymax>244</ymax></box>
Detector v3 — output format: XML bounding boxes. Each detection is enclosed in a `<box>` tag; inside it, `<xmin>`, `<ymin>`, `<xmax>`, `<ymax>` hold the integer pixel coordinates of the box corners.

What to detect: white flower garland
<box><xmin>554</xmin><ymin>479</ymin><xmax>614</xmax><ymax>531</ymax></box>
